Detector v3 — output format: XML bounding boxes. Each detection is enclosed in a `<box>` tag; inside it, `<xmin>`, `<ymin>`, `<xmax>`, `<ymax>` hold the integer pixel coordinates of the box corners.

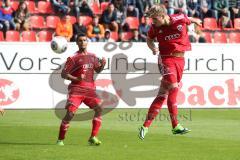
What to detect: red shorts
<box><xmin>158</xmin><ymin>57</ymin><xmax>185</xmax><ymax>83</ymax></box>
<box><xmin>66</xmin><ymin>86</ymin><xmax>101</xmax><ymax>112</ymax></box>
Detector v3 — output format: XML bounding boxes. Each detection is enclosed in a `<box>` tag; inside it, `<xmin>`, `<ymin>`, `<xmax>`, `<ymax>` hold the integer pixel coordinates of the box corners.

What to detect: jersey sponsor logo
<box><xmin>0</xmin><ymin>79</ymin><xmax>19</xmax><ymax>106</ymax></box>
<box><xmin>82</xmin><ymin>63</ymin><xmax>93</xmax><ymax>69</ymax></box>
<box><xmin>164</xmin><ymin>33</ymin><xmax>180</xmax><ymax>41</ymax></box>
<box><xmin>171</xmin><ymin>14</ymin><xmax>184</xmax><ymax>21</ymax></box>
<box><xmin>177</xmin><ymin>25</ymin><xmax>183</xmax><ymax>31</ymax></box>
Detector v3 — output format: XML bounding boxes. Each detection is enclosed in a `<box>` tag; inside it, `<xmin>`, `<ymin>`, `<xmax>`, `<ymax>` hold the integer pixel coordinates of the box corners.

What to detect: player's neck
<box><xmin>79</xmin><ymin>48</ymin><xmax>87</xmax><ymax>54</ymax></box>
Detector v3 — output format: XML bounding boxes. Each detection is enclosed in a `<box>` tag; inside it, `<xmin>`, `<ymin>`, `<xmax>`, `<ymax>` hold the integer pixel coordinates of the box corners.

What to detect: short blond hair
<box><xmin>144</xmin><ymin>4</ymin><xmax>167</xmax><ymax>18</ymax></box>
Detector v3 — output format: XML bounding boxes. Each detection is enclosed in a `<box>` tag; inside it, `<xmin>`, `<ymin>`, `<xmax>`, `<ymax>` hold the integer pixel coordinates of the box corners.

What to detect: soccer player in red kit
<box><xmin>57</xmin><ymin>33</ymin><xmax>106</xmax><ymax>146</ymax></box>
<box><xmin>139</xmin><ymin>4</ymin><xmax>202</xmax><ymax>140</ymax></box>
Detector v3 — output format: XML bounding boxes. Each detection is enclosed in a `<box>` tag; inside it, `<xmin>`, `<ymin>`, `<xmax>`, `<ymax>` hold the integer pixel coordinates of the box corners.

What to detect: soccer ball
<box><xmin>51</xmin><ymin>36</ymin><xmax>68</xmax><ymax>54</ymax></box>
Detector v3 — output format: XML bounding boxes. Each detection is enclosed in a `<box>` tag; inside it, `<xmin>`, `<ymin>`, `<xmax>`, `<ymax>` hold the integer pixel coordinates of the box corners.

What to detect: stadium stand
<box><xmin>30</xmin><ymin>15</ymin><xmax>45</xmax><ymax>29</ymax></box>
<box><xmin>37</xmin><ymin>1</ymin><xmax>54</xmax><ymax>14</ymax></box>
<box><xmin>234</xmin><ymin>18</ymin><xmax>240</xmax><ymax>30</ymax></box>
<box><xmin>0</xmin><ymin>0</ymin><xmax>239</xmax><ymax>43</ymax></box>
<box><xmin>46</xmin><ymin>15</ymin><xmax>60</xmax><ymax>29</ymax></box>
<box><xmin>5</xmin><ymin>30</ymin><xmax>20</xmax><ymax>42</ymax></box>
<box><xmin>213</xmin><ymin>31</ymin><xmax>228</xmax><ymax>43</ymax></box>
<box><xmin>21</xmin><ymin>30</ymin><xmax>37</xmax><ymax>42</ymax></box>
<box><xmin>0</xmin><ymin>31</ymin><xmax>4</xmax><ymax>41</ymax></box>
<box><xmin>38</xmin><ymin>30</ymin><xmax>53</xmax><ymax>42</ymax></box>
<box><xmin>229</xmin><ymin>32</ymin><xmax>240</xmax><ymax>43</ymax></box>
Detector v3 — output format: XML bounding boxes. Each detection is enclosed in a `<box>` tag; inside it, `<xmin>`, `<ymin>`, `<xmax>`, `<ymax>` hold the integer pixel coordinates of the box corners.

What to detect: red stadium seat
<box><xmin>110</xmin><ymin>31</ymin><xmax>118</xmax><ymax>41</ymax></box>
<box><xmin>46</xmin><ymin>16</ymin><xmax>60</xmax><ymax>29</ymax></box>
<box><xmin>38</xmin><ymin>30</ymin><xmax>53</xmax><ymax>42</ymax></box>
<box><xmin>125</xmin><ymin>17</ymin><xmax>140</xmax><ymax>30</ymax></box>
<box><xmin>6</xmin><ymin>30</ymin><xmax>20</xmax><ymax>41</ymax></box>
<box><xmin>79</xmin><ymin>16</ymin><xmax>93</xmax><ymax>26</ymax></box>
<box><xmin>201</xmin><ymin>32</ymin><xmax>212</xmax><ymax>43</ymax></box>
<box><xmin>30</xmin><ymin>16</ymin><xmax>45</xmax><ymax>29</ymax></box>
<box><xmin>122</xmin><ymin>32</ymin><xmax>133</xmax><ymax>41</ymax></box>
<box><xmin>21</xmin><ymin>31</ymin><xmax>37</xmax><ymax>42</ymax></box>
<box><xmin>26</xmin><ymin>1</ymin><xmax>37</xmax><ymax>13</ymax></box>
<box><xmin>203</xmin><ymin>18</ymin><xmax>219</xmax><ymax>30</ymax></box>
<box><xmin>67</xmin><ymin>15</ymin><xmax>76</xmax><ymax>24</ymax></box>
<box><xmin>229</xmin><ymin>32</ymin><xmax>240</xmax><ymax>43</ymax></box>
<box><xmin>101</xmin><ymin>2</ymin><xmax>110</xmax><ymax>12</ymax></box>
<box><xmin>234</xmin><ymin>18</ymin><xmax>240</xmax><ymax>30</ymax></box>
<box><xmin>213</xmin><ymin>32</ymin><xmax>227</xmax><ymax>43</ymax></box>
<box><xmin>0</xmin><ymin>31</ymin><xmax>4</xmax><ymax>41</ymax></box>
<box><xmin>11</xmin><ymin>1</ymin><xmax>19</xmax><ymax>10</ymax></box>
<box><xmin>38</xmin><ymin>1</ymin><xmax>54</xmax><ymax>14</ymax></box>
<box><xmin>91</xmin><ymin>2</ymin><xmax>101</xmax><ymax>15</ymax></box>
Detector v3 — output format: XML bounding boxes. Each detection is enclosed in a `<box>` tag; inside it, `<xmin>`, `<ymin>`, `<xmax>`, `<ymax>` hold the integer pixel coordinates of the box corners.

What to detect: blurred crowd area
<box><xmin>0</xmin><ymin>0</ymin><xmax>240</xmax><ymax>43</ymax></box>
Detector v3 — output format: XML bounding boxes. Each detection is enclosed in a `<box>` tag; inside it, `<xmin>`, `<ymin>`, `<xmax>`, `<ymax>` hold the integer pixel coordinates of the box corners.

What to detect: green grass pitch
<box><xmin>0</xmin><ymin>109</ymin><xmax>240</xmax><ymax>160</ymax></box>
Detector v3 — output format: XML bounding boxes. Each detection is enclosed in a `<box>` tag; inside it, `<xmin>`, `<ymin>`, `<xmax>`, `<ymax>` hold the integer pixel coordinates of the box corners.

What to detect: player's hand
<box><xmin>194</xmin><ymin>19</ymin><xmax>202</xmax><ymax>26</ymax></box>
<box><xmin>100</xmin><ymin>57</ymin><xmax>106</xmax><ymax>66</ymax></box>
<box><xmin>76</xmin><ymin>74</ymin><xmax>86</xmax><ymax>81</ymax></box>
<box><xmin>152</xmin><ymin>47</ymin><xmax>159</xmax><ymax>55</ymax></box>
<box><xmin>98</xmin><ymin>57</ymin><xmax>106</xmax><ymax>67</ymax></box>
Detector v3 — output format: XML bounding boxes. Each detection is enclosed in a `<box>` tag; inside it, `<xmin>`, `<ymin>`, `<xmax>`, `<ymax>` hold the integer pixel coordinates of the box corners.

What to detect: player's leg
<box><xmin>84</xmin><ymin>97</ymin><xmax>103</xmax><ymax>145</ymax></box>
<box><xmin>165</xmin><ymin>58</ymin><xmax>190</xmax><ymax>134</ymax></box>
<box><xmin>165</xmin><ymin>76</ymin><xmax>179</xmax><ymax>128</ymax></box>
<box><xmin>57</xmin><ymin>110</ymin><xmax>74</xmax><ymax>146</ymax></box>
<box><xmin>139</xmin><ymin>81</ymin><xmax>169</xmax><ymax>140</ymax></box>
<box><xmin>57</xmin><ymin>95</ymin><xmax>83</xmax><ymax>145</ymax></box>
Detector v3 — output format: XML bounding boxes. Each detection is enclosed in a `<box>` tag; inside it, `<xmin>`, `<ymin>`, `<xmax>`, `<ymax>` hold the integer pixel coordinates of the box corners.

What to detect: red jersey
<box><xmin>148</xmin><ymin>14</ymin><xmax>192</xmax><ymax>56</ymax></box>
<box><xmin>63</xmin><ymin>52</ymin><xmax>101</xmax><ymax>89</ymax></box>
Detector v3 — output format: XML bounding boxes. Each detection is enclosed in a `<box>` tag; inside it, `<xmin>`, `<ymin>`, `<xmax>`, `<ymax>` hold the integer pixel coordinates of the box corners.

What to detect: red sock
<box><xmin>167</xmin><ymin>87</ymin><xmax>179</xmax><ymax>128</ymax></box>
<box><xmin>91</xmin><ymin>116</ymin><xmax>102</xmax><ymax>137</ymax></box>
<box><xmin>58</xmin><ymin>120</ymin><xmax>70</xmax><ymax>140</ymax></box>
<box><xmin>143</xmin><ymin>96</ymin><xmax>166</xmax><ymax>128</ymax></box>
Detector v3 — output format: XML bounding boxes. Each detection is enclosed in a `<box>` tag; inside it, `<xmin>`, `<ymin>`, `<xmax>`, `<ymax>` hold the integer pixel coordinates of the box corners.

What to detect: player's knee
<box><xmin>94</xmin><ymin>105</ymin><xmax>103</xmax><ymax>113</ymax></box>
<box><xmin>63</xmin><ymin>110</ymin><xmax>75</xmax><ymax>122</ymax></box>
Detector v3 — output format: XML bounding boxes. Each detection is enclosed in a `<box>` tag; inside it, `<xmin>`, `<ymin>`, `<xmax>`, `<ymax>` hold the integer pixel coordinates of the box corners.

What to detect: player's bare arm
<box><xmin>188</xmin><ymin>17</ymin><xmax>202</xmax><ymax>26</ymax></box>
<box><xmin>61</xmin><ymin>70</ymin><xmax>83</xmax><ymax>82</ymax></box>
<box><xmin>95</xmin><ymin>57</ymin><xmax>106</xmax><ymax>73</ymax></box>
<box><xmin>146</xmin><ymin>36</ymin><xmax>159</xmax><ymax>55</ymax></box>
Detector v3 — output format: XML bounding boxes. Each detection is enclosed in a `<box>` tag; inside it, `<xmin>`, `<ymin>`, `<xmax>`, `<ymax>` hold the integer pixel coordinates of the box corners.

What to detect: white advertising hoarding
<box><xmin>0</xmin><ymin>42</ymin><xmax>239</xmax><ymax>109</ymax></box>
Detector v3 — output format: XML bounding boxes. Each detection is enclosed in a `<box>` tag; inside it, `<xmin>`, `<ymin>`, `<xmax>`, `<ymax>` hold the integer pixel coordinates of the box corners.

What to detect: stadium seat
<box><xmin>21</xmin><ymin>31</ymin><xmax>37</xmax><ymax>42</ymax></box>
<box><xmin>11</xmin><ymin>1</ymin><xmax>19</xmax><ymax>10</ymax></box>
<box><xmin>234</xmin><ymin>18</ymin><xmax>240</xmax><ymax>30</ymax></box>
<box><xmin>213</xmin><ymin>32</ymin><xmax>227</xmax><ymax>43</ymax></box>
<box><xmin>0</xmin><ymin>31</ymin><xmax>4</xmax><ymax>41</ymax></box>
<box><xmin>125</xmin><ymin>17</ymin><xmax>140</xmax><ymax>30</ymax></box>
<box><xmin>203</xmin><ymin>18</ymin><xmax>219</xmax><ymax>30</ymax></box>
<box><xmin>67</xmin><ymin>16</ymin><xmax>76</xmax><ymax>24</ymax></box>
<box><xmin>30</xmin><ymin>16</ymin><xmax>45</xmax><ymax>29</ymax></box>
<box><xmin>38</xmin><ymin>1</ymin><xmax>54</xmax><ymax>14</ymax></box>
<box><xmin>122</xmin><ymin>32</ymin><xmax>133</xmax><ymax>41</ymax></box>
<box><xmin>6</xmin><ymin>30</ymin><xmax>20</xmax><ymax>41</ymax></box>
<box><xmin>110</xmin><ymin>31</ymin><xmax>118</xmax><ymax>41</ymax></box>
<box><xmin>101</xmin><ymin>2</ymin><xmax>110</xmax><ymax>12</ymax></box>
<box><xmin>46</xmin><ymin>16</ymin><xmax>60</xmax><ymax>29</ymax></box>
<box><xmin>79</xmin><ymin>16</ymin><xmax>93</xmax><ymax>26</ymax></box>
<box><xmin>38</xmin><ymin>30</ymin><xmax>53</xmax><ymax>42</ymax></box>
<box><xmin>91</xmin><ymin>2</ymin><xmax>101</xmax><ymax>15</ymax></box>
<box><xmin>26</xmin><ymin>1</ymin><xmax>37</xmax><ymax>13</ymax></box>
<box><xmin>201</xmin><ymin>32</ymin><xmax>212</xmax><ymax>43</ymax></box>
<box><xmin>229</xmin><ymin>32</ymin><xmax>240</xmax><ymax>43</ymax></box>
